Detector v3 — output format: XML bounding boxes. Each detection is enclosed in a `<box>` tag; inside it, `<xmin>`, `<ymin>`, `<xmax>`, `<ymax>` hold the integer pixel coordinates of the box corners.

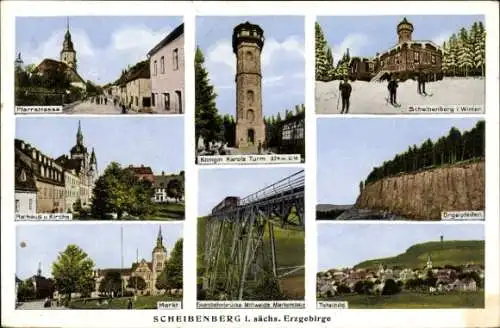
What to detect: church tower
<box><xmin>426</xmin><ymin>254</ymin><xmax>433</xmax><ymax>270</ymax></box>
<box><xmin>70</xmin><ymin>120</ymin><xmax>89</xmax><ymax>170</ymax></box>
<box><xmin>152</xmin><ymin>226</ymin><xmax>167</xmax><ymax>293</ymax></box>
<box><xmin>397</xmin><ymin>17</ymin><xmax>414</xmax><ymax>44</ymax></box>
<box><xmin>60</xmin><ymin>17</ymin><xmax>77</xmax><ymax>70</ymax></box>
<box><xmin>233</xmin><ymin>22</ymin><xmax>266</xmax><ymax>149</ymax></box>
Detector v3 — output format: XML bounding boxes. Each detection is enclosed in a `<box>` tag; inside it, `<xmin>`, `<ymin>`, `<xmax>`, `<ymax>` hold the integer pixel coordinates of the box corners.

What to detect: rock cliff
<box><xmin>355</xmin><ymin>161</ymin><xmax>484</xmax><ymax>220</ymax></box>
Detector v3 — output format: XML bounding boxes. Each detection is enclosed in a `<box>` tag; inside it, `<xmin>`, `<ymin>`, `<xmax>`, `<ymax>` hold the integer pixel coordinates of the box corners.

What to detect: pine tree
<box><xmin>448</xmin><ymin>34</ymin><xmax>458</xmax><ymax>76</ymax></box>
<box><xmin>457</xmin><ymin>28</ymin><xmax>474</xmax><ymax>77</ymax></box>
<box><xmin>326</xmin><ymin>46</ymin><xmax>335</xmax><ymax>80</ymax></box>
<box><xmin>475</xmin><ymin>21</ymin><xmax>486</xmax><ymax>77</ymax></box>
<box><xmin>195</xmin><ymin>47</ymin><xmax>223</xmax><ymax>148</ymax></box>
<box><xmin>441</xmin><ymin>41</ymin><xmax>449</xmax><ymax>75</ymax></box>
<box><xmin>315</xmin><ymin>22</ymin><xmax>329</xmax><ymax>81</ymax></box>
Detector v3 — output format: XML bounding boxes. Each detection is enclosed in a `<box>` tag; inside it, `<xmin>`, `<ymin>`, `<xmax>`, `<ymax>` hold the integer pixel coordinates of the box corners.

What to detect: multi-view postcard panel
<box><xmin>15</xmin><ymin>117</ymin><xmax>185</xmax><ymax>221</ymax></box>
<box><xmin>15</xmin><ymin>223</ymin><xmax>183</xmax><ymax>310</ymax></box>
<box><xmin>195</xmin><ymin>16</ymin><xmax>305</xmax><ymax>165</ymax></box>
<box><xmin>316</xmin><ymin>118</ymin><xmax>485</xmax><ymax>221</ymax></box>
<box><xmin>315</xmin><ymin>15</ymin><xmax>485</xmax><ymax>114</ymax></box>
<box><xmin>15</xmin><ymin>16</ymin><xmax>184</xmax><ymax>115</ymax></box>
<box><xmin>196</xmin><ymin>168</ymin><xmax>305</xmax><ymax>309</ymax></box>
<box><xmin>317</xmin><ymin>223</ymin><xmax>485</xmax><ymax>309</ymax></box>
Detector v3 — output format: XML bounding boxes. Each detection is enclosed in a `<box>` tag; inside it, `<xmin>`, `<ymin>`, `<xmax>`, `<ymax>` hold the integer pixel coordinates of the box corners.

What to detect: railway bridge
<box><xmin>201</xmin><ymin>170</ymin><xmax>305</xmax><ymax>300</ymax></box>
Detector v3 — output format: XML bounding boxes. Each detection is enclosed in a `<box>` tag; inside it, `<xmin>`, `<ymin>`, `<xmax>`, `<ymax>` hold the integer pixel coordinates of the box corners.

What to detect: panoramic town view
<box><xmin>195</xmin><ymin>16</ymin><xmax>305</xmax><ymax>160</ymax></box>
<box><xmin>15</xmin><ymin>117</ymin><xmax>185</xmax><ymax>220</ymax></box>
<box><xmin>197</xmin><ymin>168</ymin><xmax>305</xmax><ymax>303</ymax></box>
<box><xmin>16</xmin><ymin>224</ymin><xmax>183</xmax><ymax>310</ymax></box>
<box><xmin>315</xmin><ymin>15</ymin><xmax>485</xmax><ymax>113</ymax></box>
<box><xmin>317</xmin><ymin>224</ymin><xmax>485</xmax><ymax>308</ymax></box>
<box><xmin>15</xmin><ymin>16</ymin><xmax>184</xmax><ymax>114</ymax></box>
<box><xmin>316</xmin><ymin>118</ymin><xmax>485</xmax><ymax>221</ymax></box>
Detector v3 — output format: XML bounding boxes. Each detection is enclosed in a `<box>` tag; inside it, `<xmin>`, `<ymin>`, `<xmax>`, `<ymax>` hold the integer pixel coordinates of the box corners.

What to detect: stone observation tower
<box><xmin>60</xmin><ymin>17</ymin><xmax>77</xmax><ymax>69</ymax></box>
<box><xmin>232</xmin><ymin>22</ymin><xmax>266</xmax><ymax>149</ymax></box>
<box><xmin>397</xmin><ymin>17</ymin><xmax>414</xmax><ymax>44</ymax></box>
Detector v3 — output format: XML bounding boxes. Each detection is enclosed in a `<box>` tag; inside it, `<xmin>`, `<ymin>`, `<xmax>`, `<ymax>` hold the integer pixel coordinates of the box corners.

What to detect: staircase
<box><xmin>370</xmin><ymin>70</ymin><xmax>390</xmax><ymax>82</ymax></box>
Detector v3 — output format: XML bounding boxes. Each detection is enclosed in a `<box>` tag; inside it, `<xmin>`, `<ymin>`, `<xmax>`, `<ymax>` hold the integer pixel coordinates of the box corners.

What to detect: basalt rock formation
<box><xmin>355</xmin><ymin>161</ymin><xmax>484</xmax><ymax>220</ymax></box>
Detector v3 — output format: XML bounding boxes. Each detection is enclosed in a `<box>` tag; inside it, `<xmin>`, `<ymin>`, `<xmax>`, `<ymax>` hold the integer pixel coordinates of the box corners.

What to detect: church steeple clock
<box><xmin>60</xmin><ymin>17</ymin><xmax>77</xmax><ymax>70</ymax></box>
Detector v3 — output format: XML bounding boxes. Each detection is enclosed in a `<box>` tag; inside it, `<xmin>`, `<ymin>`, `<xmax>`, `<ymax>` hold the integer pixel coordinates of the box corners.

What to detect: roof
<box><xmin>15</xmin><ymin>151</ymin><xmax>37</xmax><ymax>192</ymax></box>
<box><xmin>118</xmin><ymin>60</ymin><xmax>150</xmax><ymax>85</ymax></box>
<box><xmin>147</xmin><ymin>23</ymin><xmax>184</xmax><ymax>57</ymax></box>
<box><xmin>35</xmin><ymin>58</ymin><xmax>86</xmax><ymax>84</ymax></box>
<box><xmin>96</xmin><ymin>268</ymin><xmax>133</xmax><ymax>277</ymax></box>
<box><xmin>127</xmin><ymin>165</ymin><xmax>154</xmax><ymax>175</ymax></box>
<box><xmin>153</xmin><ymin>174</ymin><xmax>180</xmax><ymax>188</ymax></box>
<box><xmin>377</xmin><ymin>40</ymin><xmax>442</xmax><ymax>58</ymax></box>
<box><xmin>56</xmin><ymin>155</ymin><xmax>83</xmax><ymax>173</ymax></box>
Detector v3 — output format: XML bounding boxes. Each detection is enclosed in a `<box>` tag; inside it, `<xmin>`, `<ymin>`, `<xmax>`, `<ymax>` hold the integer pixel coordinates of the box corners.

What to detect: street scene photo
<box><xmin>315</xmin><ymin>15</ymin><xmax>485</xmax><ymax>114</ymax></box>
<box><xmin>197</xmin><ymin>168</ymin><xmax>305</xmax><ymax>303</ymax></box>
<box><xmin>16</xmin><ymin>224</ymin><xmax>183</xmax><ymax>310</ymax></box>
<box><xmin>316</xmin><ymin>118</ymin><xmax>485</xmax><ymax>221</ymax></box>
<box><xmin>15</xmin><ymin>16</ymin><xmax>184</xmax><ymax>114</ymax></box>
<box><xmin>195</xmin><ymin>16</ymin><xmax>305</xmax><ymax>161</ymax></box>
<box><xmin>317</xmin><ymin>224</ymin><xmax>485</xmax><ymax>308</ymax></box>
<box><xmin>15</xmin><ymin>117</ymin><xmax>185</xmax><ymax>220</ymax></box>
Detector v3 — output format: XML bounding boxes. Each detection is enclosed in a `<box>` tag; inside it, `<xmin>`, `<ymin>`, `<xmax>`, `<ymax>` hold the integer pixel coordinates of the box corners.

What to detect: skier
<box><xmin>417</xmin><ymin>69</ymin><xmax>426</xmax><ymax>95</ymax></box>
<box><xmin>387</xmin><ymin>75</ymin><xmax>399</xmax><ymax>106</ymax></box>
<box><xmin>338</xmin><ymin>76</ymin><xmax>352</xmax><ymax>114</ymax></box>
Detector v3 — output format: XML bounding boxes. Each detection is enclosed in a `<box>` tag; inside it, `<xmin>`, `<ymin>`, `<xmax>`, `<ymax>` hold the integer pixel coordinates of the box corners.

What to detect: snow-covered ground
<box><xmin>316</xmin><ymin>77</ymin><xmax>485</xmax><ymax>114</ymax></box>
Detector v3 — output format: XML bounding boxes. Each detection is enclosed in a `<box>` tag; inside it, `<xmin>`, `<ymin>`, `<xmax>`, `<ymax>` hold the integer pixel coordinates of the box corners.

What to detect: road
<box><xmin>64</xmin><ymin>100</ymin><xmax>123</xmax><ymax>114</ymax></box>
<box><xmin>17</xmin><ymin>300</ymin><xmax>67</xmax><ymax>310</ymax></box>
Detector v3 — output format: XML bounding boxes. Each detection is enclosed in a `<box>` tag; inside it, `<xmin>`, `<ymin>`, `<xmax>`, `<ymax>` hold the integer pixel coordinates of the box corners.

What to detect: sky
<box><xmin>196</xmin><ymin>16</ymin><xmax>305</xmax><ymax>118</ymax></box>
<box><xmin>317</xmin><ymin>223</ymin><xmax>484</xmax><ymax>271</ymax></box>
<box><xmin>16</xmin><ymin>223</ymin><xmax>183</xmax><ymax>280</ymax></box>
<box><xmin>16</xmin><ymin>117</ymin><xmax>184</xmax><ymax>175</ymax></box>
<box><xmin>317</xmin><ymin>117</ymin><xmax>483</xmax><ymax>205</ymax></box>
<box><xmin>317</xmin><ymin>15</ymin><xmax>485</xmax><ymax>65</ymax></box>
<box><xmin>16</xmin><ymin>16</ymin><xmax>183</xmax><ymax>84</ymax></box>
<box><xmin>198</xmin><ymin>167</ymin><xmax>302</xmax><ymax>216</ymax></box>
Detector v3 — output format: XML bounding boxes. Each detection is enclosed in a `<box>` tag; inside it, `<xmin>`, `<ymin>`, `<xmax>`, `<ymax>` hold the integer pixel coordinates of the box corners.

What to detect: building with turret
<box><xmin>93</xmin><ymin>226</ymin><xmax>170</xmax><ymax>296</ymax></box>
<box><xmin>348</xmin><ymin>17</ymin><xmax>443</xmax><ymax>82</ymax></box>
<box><xmin>233</xmin><ymin>22</ymin><xmax>266</xmax><ymax>150</ymax></box>
<box><xmin>33</xmin><ymin>18</ymin><xmax>86</xmax><ymax>90</ymax></box>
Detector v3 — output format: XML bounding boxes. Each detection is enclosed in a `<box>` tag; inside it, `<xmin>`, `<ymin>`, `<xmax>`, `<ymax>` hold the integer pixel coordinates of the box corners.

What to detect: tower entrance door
<box><xmin>247</xmin><ymin>129</ymin><xmax>255</xmax><ymax>144</ymax></box>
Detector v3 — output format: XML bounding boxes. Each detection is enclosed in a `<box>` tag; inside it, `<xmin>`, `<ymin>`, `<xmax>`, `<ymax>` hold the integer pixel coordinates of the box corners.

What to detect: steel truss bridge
<box><xmin>202</xmin><ymin>170</ymin><xmax>305</xmax><ymax>300</ymax></box>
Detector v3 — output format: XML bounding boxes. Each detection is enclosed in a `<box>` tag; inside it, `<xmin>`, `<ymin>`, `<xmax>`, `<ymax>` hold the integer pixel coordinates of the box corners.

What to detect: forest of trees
<box><xmin>364</xmin><ymin>121</ymin><xmax>485</xmax><ymax>186</ymax></box>
<box><xmin>315</xmin><ymin>22</ymin><xmax>350</xmax><ymax>81</ymax></box>
<box><xmin>316</xmin><ymin>20</ymin><xmax>486</xmax><ymax>81</ymax></box>
<box><xmin>442</xmin><ymin>21</ymin><xmax>486</xmax><ymax>77</ymax></box>
<box><xmin>195</xmin><ymin>46</ymin><xmax>305</xmax><ymax>150</ymax></box>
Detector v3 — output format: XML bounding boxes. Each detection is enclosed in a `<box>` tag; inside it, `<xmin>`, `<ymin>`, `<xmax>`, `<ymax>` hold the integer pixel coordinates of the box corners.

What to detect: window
<box><xmin>175</xmin><ymin>90</ymin><xmax>182</xmax><ymax>113</ymax></box>
<box><xmin>414</xmin><ymin>51</ymin><xmax>420</xmax><ymax>63</ymax></box>
<box><xmin>164</xmin><ymin>93</ymin><xmax>170</xmax><ymax>111</ymax></box>
<box><xmin>135</xmin><ymin>96</ymin><xmax>138</xmax><ymax>106</ymax></box>
<box><xmin>247</xmin><ymin>90</ymin><xmax>254</xmax><ymax>104</ymax></box>
<box><xmin>151</xmin><ymin>93</ymin><xmax>156</xmax><ymax>107</ymax></box>
<box><xmin>15</xmin><ymin>200</ymin><xmax>20</xmax><ymax>212</ymax></box>
<box><xmin>153</xmin><ymin>60</ymin><xmax>157</xmax><ymax>76</ymax></box>
<box><xmin>431</xmin><ymin>54</ymin><xmax>436</xmax><ymax>64</ymax></box>
<box><xmin>29</xmin><ymin>199</ymin><xmax>33</xmax><ymax>210</ymax></box>
<box><xmin>173</xmin><ymin>49</ymin><xmax>179</xmax><ymax>70</ymax></box>
<box><xmin>160</xmin><ymin>56</ymin><xmax>165</xmax><ymax>74</ymax></box>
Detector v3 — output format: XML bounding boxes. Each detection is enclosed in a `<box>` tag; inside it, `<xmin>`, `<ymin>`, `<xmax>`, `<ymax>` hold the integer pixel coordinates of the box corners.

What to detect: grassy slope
<box><xmin>324</xmin><ymin>291</ymin><xmax>484</xmax><ymax>309</ymax></box>
<box><xmin>197</xmin><ymin>217</ymin><xmax>304</xmax><ymax>298</ymax></box>
<box><xmin>354</xmin><ymin>240</ymin><xmax>484</xmax><ymax>270</ymax></box>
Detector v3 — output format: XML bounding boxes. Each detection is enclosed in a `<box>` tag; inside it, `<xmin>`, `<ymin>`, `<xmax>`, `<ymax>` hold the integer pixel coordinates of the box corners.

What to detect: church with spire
<box><xmin>93</xmin><ymin>226</ymin><xmax>170</xmax><ymax>296</ymax></box>
<box><xmin>33</xmin><ymin>17</ymin><xmax>87</xmax><ymax>90</ymax></box>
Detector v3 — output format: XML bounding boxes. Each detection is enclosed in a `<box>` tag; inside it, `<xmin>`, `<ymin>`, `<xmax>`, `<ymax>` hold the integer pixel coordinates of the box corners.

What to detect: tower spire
<box><xmin>67</xmin><ymin>17</ymin><xmax>69</xmax><ymax>32</ymax></box>
<box><xmin>157</xmin><ymin>226</ymin><xmax>163</xmax><ymax>246</ymax></box>
<box><xmin>77</xmin><ymin>120</ymin><xmax>83</xmax><ymax>145</ymax></box>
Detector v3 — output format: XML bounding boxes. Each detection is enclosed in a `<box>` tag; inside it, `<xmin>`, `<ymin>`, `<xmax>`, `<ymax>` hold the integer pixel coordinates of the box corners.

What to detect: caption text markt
<box><xmin>153</xmin><ymin>315</ymin><xmax>331</xmax><ymax>324</ymax></box>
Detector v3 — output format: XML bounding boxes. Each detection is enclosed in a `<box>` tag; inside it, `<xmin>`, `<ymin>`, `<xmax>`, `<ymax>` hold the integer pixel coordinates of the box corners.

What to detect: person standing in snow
<box><xmin>338</xmin><ymin>76</ymin><xmax>352</xmax><ymax>114</ymax></box>
<box><xmin>388</xmin><ymin>75</ymin><xmax>399</xmax><ymax>106</ymax></box>
<box><xmin>417</xmin><ymin>69</ymin><xmax>426</xmax><ymax>94</ymax></box>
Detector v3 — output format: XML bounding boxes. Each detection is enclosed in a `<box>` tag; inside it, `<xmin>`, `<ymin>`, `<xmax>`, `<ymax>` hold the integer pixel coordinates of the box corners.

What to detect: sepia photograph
<box><xmin>316</xmin><ymin>118</ymin><xmax>485</xmax><ymax>221</ymax></box>
<box><xmin>15</xmin><ymin>16</ymin><xmax>184</xmax><ymax>114</ymax></box>
<box><xmin>317</xmin><ymin>224</ymin><xmax>485</xmax><ymax>309</ymax></box>
<box><xmin>16</xmin><ymin>224</ymin><xmax>183</xmax><ymax>310</ymax></box>
<box><xmin>195</xmin><ymin>16</ymin><xmax>305</xmax><ymax>164</ymax></box>
<box><xmin>315</xmin><ymin>15</ymin><xmax>485</xmax><ymax>114</ymax></box>
<box><xmin>15</xmin><ymin>117</ymin><xmax>185</xmax><ymax>220</ymax></box>
<box><xmin>197</xmin><ymin>168</ymin><xmax>305</xmax><ymax>306</ymax></box>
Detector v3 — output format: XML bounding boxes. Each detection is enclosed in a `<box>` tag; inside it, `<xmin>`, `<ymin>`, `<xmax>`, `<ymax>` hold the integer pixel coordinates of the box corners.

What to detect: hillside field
<box><xmin>354</xmin><ymin>240</ymin><xmax>484</xmax><ymax>270</ymax></box>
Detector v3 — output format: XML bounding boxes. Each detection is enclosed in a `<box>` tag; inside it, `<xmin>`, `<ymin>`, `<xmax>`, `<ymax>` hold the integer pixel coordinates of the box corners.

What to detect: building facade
<box><xmin>93</xmin><ymin>227</ymin><xmax>169</xmax><ymax>296</ymax></box>
<box><xmin>233</xmin><ymin>22</ymin><xmax>266</xmax><ymax>149</ymax></box>
<box><xmin>126</xmin><ymin>165</ymin><xmax>155</xmax><ymax>183</ymax></box>
<box><xmin>152</xmin><ymin>172</ymin><xmax>184</xmax><ymax>203</ymax></box>
<box><xmin>15</xmin><ymin>121</ymin><xmax>98</xmax><ymax>214</ymax></box>
<box><xmin>349</xmin><ymin>17</ymin><xmax>443</xmax><ymax>82</ymax></box>
<box><xmin>117</xmin><ymin>60</ymin><xmax>152</xmax><ymax>112</ymax></box>
<box><xmin>148</xmin><ymin>23</ymin><xmax>184</xmax><ymax>114</ymax></box>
